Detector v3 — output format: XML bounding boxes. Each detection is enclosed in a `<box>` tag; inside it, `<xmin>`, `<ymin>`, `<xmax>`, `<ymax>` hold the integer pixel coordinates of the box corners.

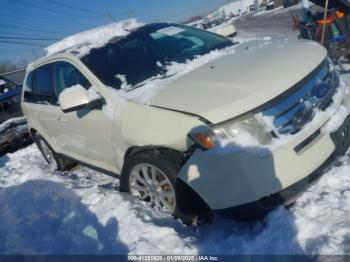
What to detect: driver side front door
<box><xmin>53</xmin><ymin>61</ymin><xmax>117</xmax><ymax>173</ymax></box>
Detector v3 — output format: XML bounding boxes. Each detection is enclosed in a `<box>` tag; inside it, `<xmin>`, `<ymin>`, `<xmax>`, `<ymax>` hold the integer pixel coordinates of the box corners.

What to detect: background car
<box><xmin>0</xmin><ymin>76</ymin><xmax>30</xmax><ymax>154</ymax></box>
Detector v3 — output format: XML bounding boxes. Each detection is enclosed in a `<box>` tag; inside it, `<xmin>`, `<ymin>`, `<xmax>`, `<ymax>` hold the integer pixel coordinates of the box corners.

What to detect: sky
<box><xmin>0</xmin><ymin>0</ymin><xmax>231</xmax><ymax>65</ymax></box>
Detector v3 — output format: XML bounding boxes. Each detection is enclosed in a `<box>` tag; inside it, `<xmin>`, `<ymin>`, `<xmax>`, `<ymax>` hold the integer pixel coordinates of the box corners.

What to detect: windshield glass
<box><xmin>81</xmin><ymin>24</ymin><xmax>233</xmax><ymax>89</ymax></box>
<box><xmin>0</xmin><ymin>76</ymin><xmax>17</xmax><ymax>93</ymax></box>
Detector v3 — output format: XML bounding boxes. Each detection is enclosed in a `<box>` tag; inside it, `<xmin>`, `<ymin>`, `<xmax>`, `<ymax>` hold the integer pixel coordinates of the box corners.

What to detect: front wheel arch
<box><xmin>120</xmin><ymin>146</ymin><xmax>184</xmax><ymax>192</ymax></box>
<box><xmin>120</xmin><ymin>147</ymin><xmax>212</xmax><ymax>223</ymax></box>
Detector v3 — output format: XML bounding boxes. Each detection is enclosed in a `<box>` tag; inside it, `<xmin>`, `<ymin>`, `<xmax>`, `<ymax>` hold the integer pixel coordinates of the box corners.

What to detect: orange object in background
<box><xmin>336</xmin><ymin>10</ymin><xmax>345</xmax><ymax>18</ymax></box>
<box><xmin>317</xmin><ymin>10</ymin><xmax>345</xmax><ymax>25</ymax></box>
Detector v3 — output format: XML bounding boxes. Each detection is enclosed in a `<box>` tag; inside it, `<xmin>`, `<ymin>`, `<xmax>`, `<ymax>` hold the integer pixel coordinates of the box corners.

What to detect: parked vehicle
<box><xmin>22</xmin><ymin>23</ymin><xmax>350</xmax><ymax>224</ymax></box>
<box><xmin>284</xmin><ymin>0</ymin><xmax>300</xmax><ymax>8</ymax></box>
<box><xmin>209</xmin><ymin>22</ymin><xmax>237</xmax><ymax>37</ymax></box>
<box><xmin>188</xmin><ymin>19</ymin><xmax>237</xmax><ymax>38</ymax></box>
<box><xmin>266</xmin><ymin>2</ymin><xmax>275</xmax><ymax>11</ymax></box>
<box><xmin>0</xmin><ymin>76</ymin><xmax>29</xmax><ymax>152</ymax></box>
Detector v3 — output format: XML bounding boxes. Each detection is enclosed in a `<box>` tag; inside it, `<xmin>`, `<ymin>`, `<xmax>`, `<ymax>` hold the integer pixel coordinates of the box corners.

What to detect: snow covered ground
<box><xmin>2</xmin><ymin>134</ymin><xmax>350</xmax><ymax>255</ymax></box>
<box><xmin>3</xmin><ymin>5</ymin><xmax>350</xmax><ymax>257</ymax></box>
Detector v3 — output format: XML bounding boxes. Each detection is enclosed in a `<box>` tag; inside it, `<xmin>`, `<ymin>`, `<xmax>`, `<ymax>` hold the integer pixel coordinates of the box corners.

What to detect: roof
<box><xmin>45</xmin><ymin>18</ymin><xmax>144</xmax><ymax>58</ymax></box>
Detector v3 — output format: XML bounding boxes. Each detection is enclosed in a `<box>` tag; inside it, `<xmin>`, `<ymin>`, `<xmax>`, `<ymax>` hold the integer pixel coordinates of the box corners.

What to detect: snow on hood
<box><xmin>45</xmin><ymin>18</ymin><xmax>144</xmax><ymax>57</ymax></box>
<box><xmin>147</xmin><ymin>39</ymin><xmax>327</xmax><ymax>123</ymax></box>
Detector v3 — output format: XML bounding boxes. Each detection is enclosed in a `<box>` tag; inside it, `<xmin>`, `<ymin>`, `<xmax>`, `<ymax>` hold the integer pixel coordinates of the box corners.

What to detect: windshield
<box><xmin>0</xmin><ymin>76</ymin><xmax>17</xmax><ymax>94</ymax></box>
<box><xmin>81</xmin><ymin>23</ymin><xmax>233</xmax><ymax>89</ymax></box>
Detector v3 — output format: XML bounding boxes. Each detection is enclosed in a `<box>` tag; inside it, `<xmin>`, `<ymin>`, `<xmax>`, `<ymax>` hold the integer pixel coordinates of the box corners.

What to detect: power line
<box><xmin>0</xmin><ymin>40</ymin><xmax>46</xmax><ymax>47</ymax></box>
<box><xmin>43</xmin><ymin>0</ymin><xmax>103</xmax><ymax>16</ymax></box>
<box><xmin>0</xmin><ymin>24</ymin><xmax>66</xmax><ymax>35</ymax></box>
<box><xmin>0</xmin><ymin>30</ymin><xmax>62</xmax><ymax>39</ymax></box>
<box><xmin>10</xmin><ymin>0</ymin><xmax>105</xmax><ymax>19</ymax></box>
<box><xmin>0</xmin><ymin>36</ymin><xmax>59</xmax><ymax>41</ymax></box>
<box><xmin>0</xmin><ymin>10</ymin><xmax>87</xmax><ymax>28</ymax></box>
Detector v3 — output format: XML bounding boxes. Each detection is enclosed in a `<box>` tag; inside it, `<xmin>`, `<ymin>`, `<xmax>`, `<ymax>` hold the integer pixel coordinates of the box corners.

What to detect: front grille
<box><xmin>262</xmin><ymin>61</ymin><xmax>340</xmax><ymax>135</ymax></box>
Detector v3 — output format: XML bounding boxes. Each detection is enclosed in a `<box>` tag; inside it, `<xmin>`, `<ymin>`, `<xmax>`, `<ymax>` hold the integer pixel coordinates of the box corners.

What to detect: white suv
<box><xmin>21</xmin><ymin>22</ymin><xmax>350</xmax><ymax>224</ymax></box>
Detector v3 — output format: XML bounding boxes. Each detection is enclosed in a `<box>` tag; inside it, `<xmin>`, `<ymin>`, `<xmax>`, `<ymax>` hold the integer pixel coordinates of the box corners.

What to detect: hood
<box><xmin>149</xmin><ymin>39</ymin><xmax>327</xmax><ymax>124</ymax></box>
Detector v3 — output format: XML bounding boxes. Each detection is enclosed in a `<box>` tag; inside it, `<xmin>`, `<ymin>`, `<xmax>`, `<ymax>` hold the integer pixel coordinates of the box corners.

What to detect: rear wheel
<box><xmin>37</xmin><ymin>136</ymin><xmax>57</xmax><ymax>169</ymax></box>
<box><xmin>121</xmin><ymin>150</ymin><xmax>197</xmax><ymax>225</ymax></box>
<box><xmin>34</xmin><ymin>133</ymin><xmax>75</xmax><ymax>171</ymax></box>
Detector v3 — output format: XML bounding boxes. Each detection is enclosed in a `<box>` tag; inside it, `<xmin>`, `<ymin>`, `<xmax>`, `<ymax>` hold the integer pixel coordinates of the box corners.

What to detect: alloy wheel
<box><xmin>129</xmin><ymin>163</ymin><xmax>176</xmax><ymax>214</ymax></box>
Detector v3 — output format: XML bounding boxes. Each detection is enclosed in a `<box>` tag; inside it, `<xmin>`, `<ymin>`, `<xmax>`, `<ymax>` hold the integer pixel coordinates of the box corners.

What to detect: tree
<box><xmin>0</xmin><ymin>60</ymin><xmax>18</xmax><ymax>74</ymax></box>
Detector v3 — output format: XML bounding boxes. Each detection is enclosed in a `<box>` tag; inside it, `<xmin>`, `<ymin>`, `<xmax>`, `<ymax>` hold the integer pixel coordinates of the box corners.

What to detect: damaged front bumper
<box><xmin>177</xmin><ymin>91</ymin><xmax>350</xmax><ymax>212</ymax></box>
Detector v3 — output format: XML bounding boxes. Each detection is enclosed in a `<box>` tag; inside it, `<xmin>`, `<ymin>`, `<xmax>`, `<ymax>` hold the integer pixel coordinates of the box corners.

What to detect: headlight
<box><xmin>189</xmin><ymin>114</ymin><xmax>272</xmax><ymax>150</ymax></box>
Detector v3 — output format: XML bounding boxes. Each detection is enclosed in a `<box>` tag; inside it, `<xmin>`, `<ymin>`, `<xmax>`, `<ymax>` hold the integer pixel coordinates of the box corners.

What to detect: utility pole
<box><xmin>321</xmin><ymin>0</ymin><xmax>329</xmax><ymax>44</ymax></box>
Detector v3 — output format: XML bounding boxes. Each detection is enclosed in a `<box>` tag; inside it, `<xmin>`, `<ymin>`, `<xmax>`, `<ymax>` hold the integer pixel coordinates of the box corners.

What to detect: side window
<box><xmin>35</xmin><ymin>64</ymin><xmax>54</xmax><ymax>96</ymax></box>
<box><xmin>24</xmin><ymin>64</ymin><xmax>56</xmax><ymax>103</ymax></box>
<box><xmin>54</xmin><ymin>61</ymin><xmax>91</xmax><ymax>96</ymax></box>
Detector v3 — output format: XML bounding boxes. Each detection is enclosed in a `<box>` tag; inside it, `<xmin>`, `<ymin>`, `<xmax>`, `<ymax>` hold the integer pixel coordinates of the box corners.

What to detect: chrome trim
<box><xmin>263</xmin><ymin>61</ymin><xmax>340</xmax><ymax>135</ymax></box>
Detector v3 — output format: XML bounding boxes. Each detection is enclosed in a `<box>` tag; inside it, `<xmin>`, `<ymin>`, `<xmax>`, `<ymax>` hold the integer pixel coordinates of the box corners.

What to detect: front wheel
<box><xmin>129</xmin><ymin>163</ymin><xmax>176</xmax><ymax>214</ymax></box>
<box><xmin>120</xmin><ymin>150</ymin><xmax>196</xmax><ymax>225</ymax></box>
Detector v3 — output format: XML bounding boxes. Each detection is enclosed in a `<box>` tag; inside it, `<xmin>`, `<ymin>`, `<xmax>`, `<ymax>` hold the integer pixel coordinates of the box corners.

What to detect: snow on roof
<box><xmin>45</xmin><ymin>18</ymin><xmax>144</xmax><ymax>57</ymax></box>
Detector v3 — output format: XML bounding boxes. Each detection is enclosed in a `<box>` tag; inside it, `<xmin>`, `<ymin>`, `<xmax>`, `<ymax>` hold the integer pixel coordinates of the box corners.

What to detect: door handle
<box><xmin>33</xmin><ymin>112</ymin><xmax>39</xmax><ymax>119</ymax></box>
<box><xmin>57</xmin><ymin>116</ymin><xmax>67</xmax><ymax>125</ymax></box>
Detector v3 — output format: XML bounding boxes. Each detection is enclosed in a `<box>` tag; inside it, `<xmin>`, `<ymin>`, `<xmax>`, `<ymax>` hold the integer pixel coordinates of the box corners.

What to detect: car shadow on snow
<box><xmin>0</xmin><ymin>180</ymin><xmax>128</xmax><ymax>255</ymax></box>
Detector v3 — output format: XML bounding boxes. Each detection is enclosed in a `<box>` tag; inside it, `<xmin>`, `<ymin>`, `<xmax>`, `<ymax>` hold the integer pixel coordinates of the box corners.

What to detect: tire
<box><xmin>34</xmin><ymin>133</ymin><xmax>75</xmax><ymax>171</ymax></box>
<box><xmin>120</xmin><ymin>150</ymin><xmax>197</xmax><ymax>225</ymax></box>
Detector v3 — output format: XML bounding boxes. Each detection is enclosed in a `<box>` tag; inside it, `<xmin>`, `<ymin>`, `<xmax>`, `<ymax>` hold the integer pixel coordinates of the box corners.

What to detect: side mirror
<box><xmin>58</xmin><ymin>85</ymin><xmax>103</xmax><ymax>113</ymax></box>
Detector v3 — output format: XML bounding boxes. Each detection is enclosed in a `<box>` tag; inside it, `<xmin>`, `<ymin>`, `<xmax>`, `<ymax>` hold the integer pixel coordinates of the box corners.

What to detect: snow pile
<box><xmin>59</xmin><ymin>85</ymin><xmax>101</xmax><ymax>101</ymax></box>
<box><xmin>115</xmin><ymin>75</ymin><xmax>132</xmax><ymax>91</ymax></box>
<box><xmin>45</xmin><ymin>19</ymin><xmax>144</xmax><ymax>57</ymax></box>
<box><xmin>2</xmin><ymin>143</ymin><xmax>350</xmax><ymax>254</ymax></box>
<box><xmin>87</xmin><ymin>86</ymin><xmax>102</xmax><ymax>100</ymax></box>
<box><xmin>324</xmin><ymin>105</ymin><xmax>349</xmax><ymax>133</ymax></box>
<box><xmin>59</xmin><ymin>84</ymin><xmax>85</xmax><ymax>97</ymax></box>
